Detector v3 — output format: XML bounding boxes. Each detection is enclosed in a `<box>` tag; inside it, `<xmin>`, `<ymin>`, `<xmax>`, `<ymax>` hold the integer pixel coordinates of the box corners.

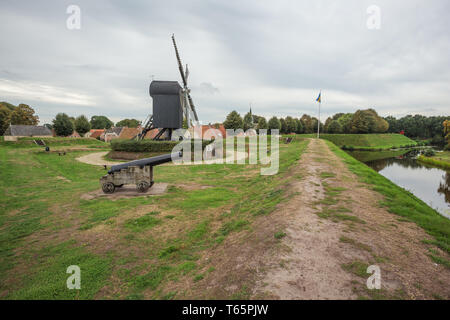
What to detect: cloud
<box><xmin>0</xmin><ymin>79</ymin><xmax>96</xmax><ymax>106</ymax></box>
<box><xmin>0</xmin><ymin>0</ymin><xmax>449</xmax><ymax>125</ymax></box>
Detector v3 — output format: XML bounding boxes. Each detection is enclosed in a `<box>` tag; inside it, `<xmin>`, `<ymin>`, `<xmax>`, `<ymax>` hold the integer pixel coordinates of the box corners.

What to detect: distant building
<box><xmin>3</xmin><ymin>125</ymin><xmax>52</xmax><ymax>141</ymax></box>
<box><xmin>68</xmin><ymin>131</ymin><xmax>81</xmax><ymax>138</ymax></box>
<box><xmin>118</xmin><ymin>127</ymin><xmax>141</xmax><ymax>140</ymax></box>
<box><xmin>104</xmin><ymin>127</ymin><xmax>124</xmax><ymax>142</ymax></box>
<box><xmin>85</xmin><ymin>129</ymin><xmax>105</xmax><ymax>139</ymax></box>
<box><xmin>52</xmin><ymin>129</ymin><xmax>81</xmax><ymax>138</ymax></box>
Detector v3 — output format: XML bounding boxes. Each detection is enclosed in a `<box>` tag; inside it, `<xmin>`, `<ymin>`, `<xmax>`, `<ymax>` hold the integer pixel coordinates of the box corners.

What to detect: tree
<box><xmin>243</xmin><ymin>112</ymin><xmax>253</xmax><ymax>131</ymax></box>
<box><xmin>53</xmin><ymin>113</ymin><xmax>74</xmax><ymax>136</ymax></box>
<box><xmin>0</xmin><ymin>101</ymin><xmax>16</xmax><ymax>111</ymax></box>
<box><xmin>295</xmin><ymin>118</ymin><xmax>303</xmax><ymax>133</ymax></box>
<box><xmin>300</xmin><ymin>114</ymin><xmax>314</xmax><ymax>133</ymax></box>
<box><xmin>10</xmin><ymin>104</ymin><xmax>39</xmax><ymax>125</ymax></box>
<box><xmin>327</xmin><ymin>120</ymin><xmax>342</xmax><ymax>133</ymax></box>
<box><xmin>267</xmin><ymin>116</ymin><xmax>281</xmax><ymax>133</ymax></box>
<box><xmin>324</xmin><ymin>117</ymin><xmax>332</xmax><ymax>133</ymax></box>
<box><xmin>0</xmin><ymin>106</ymin><xmax>12</xmax><ymax>135</ymax></box>
<box><xmin>257</xmin><ymin>117</ymin><xmax>268</xmax><ymax>132</ymax></box>
<box><xmin>444</xmin><ymin>120</ymin><xmax>450</xmax><ymax>150</ymax></box>
<box><xmin>285</xmin><ymin>116</ymin><xmax>297</xmax><ymax>133</ymax></box>
<box><xmin>90</xmin><ymin>115</ymin><xmax>113</xmax><ymax>129</ymax></box>
<box><xmin>350</xmin><ymin>109</ymin><xmax>388</xmax><ymax>133</ymax></box>
<box><xmin>280</xmin><ymin>118</ymin><xmax>287</xmax><ymax>134</ymax></box>
<box><xmin>74</xmin><ymin>115</ymin><xmax>91</xmax><ymax>136</ymax></box>
<box><xmin>116</xmin><ymin>118</ymin><xmax>141</xmax><ymax>128</ymax></box>
<box><xmin>223</xmin><ymin>111</ymin><xmax>243</xmax><ymax>130</ymax></box>
<box><xmin>336</xmin><ymin>113</ymin><xmax>353</xmax><ymax>133</ymax></box>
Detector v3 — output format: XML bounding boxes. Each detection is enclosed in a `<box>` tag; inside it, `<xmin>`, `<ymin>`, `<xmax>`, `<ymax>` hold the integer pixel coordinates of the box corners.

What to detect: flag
<box><xmin>316</xmin><ymin>92</ymin><xmax>321</xmax><ymax>103</ymax></box>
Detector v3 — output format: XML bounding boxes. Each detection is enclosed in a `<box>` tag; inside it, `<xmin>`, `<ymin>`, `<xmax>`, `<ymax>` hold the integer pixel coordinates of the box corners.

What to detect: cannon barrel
<box><xmin>108</xmin><ymin>151</ymin><xmax>182</xmax><ymax>174</ymax></box>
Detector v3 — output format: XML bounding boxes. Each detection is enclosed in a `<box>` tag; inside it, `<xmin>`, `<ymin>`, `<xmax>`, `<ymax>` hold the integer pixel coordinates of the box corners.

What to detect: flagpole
<box><xmin>317</xmin><ymin>90</ymin><xmax>321</xmax><ymax>139</ymax></box>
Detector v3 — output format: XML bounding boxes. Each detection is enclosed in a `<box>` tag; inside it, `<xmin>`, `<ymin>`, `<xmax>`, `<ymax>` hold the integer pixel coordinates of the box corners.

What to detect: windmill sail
<box><xmin>172</xmin><ymin>34</ymin><xmax>199</xmax><ymax>125</ymax></box>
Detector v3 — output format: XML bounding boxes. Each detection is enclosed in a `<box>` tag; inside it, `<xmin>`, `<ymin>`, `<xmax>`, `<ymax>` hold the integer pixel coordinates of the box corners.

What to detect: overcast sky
<box><xmin>0</xmin><ymin>0</ymin><xmax>449</xmax><ymax>125</ymax></box>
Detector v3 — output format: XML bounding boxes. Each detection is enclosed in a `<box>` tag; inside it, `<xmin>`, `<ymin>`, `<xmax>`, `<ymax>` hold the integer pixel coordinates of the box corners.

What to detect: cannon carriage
<box><xmin>100</xmin><ymin>152</ymin><xmax>181</xmax><ymax>194</ymax></box>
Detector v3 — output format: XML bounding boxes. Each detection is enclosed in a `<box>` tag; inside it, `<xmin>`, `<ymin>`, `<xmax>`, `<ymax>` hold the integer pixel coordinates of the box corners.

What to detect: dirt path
<box><xmin>253</xmin><ymin>138</ymin><xmax>450</xmax><ymax>299</ymax></box>
<box><xmin>76</xmin><ymin>151</ymin><xmax>248</xmax><ymax>166</ymax></box>
<box><xmin>191</xmin><ymin>138</ymin><xmax>449</xmax><ymax>300</ymax></box>
<box><xmin>76</xmin><ymin>152</ymin><xmax>122</xmax><ymax>166</ymax></box>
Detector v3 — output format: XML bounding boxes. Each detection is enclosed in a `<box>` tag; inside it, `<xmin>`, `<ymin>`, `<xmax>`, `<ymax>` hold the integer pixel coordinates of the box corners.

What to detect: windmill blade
<box><xmin>187</xmin><ymin>92</ymin><xmax>199</xmax><ymax>122</ymax></box>
<box><xmin>171</xmin><ymin>34</ymin><xmax>187</xmax><ymax>87</ymax></box>
<box><xmin>185</xmin><ymin>64</ymin><xmax>189</xmax><ymax>82</ymax></box>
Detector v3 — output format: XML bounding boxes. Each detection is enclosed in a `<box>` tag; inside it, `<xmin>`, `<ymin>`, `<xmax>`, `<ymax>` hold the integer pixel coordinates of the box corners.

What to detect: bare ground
<box><xmin>187</xmin><ymin>138</ymin><xmax>450</xmax><ymax>300</ymax></box>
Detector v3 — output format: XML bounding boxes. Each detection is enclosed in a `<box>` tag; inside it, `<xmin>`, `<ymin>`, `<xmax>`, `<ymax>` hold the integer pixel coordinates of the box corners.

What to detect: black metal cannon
<box><xmin>100</xmin><ymin>152</ymin><xmax>182</xmax><ymax>194</ymax></box>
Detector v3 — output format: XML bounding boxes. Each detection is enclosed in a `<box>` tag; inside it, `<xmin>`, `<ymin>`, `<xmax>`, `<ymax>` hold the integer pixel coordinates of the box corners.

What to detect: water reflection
<box><xmin>347</xmin><ymin>149</ymin><xmax>450</xmax><ymax>219</ymax></box>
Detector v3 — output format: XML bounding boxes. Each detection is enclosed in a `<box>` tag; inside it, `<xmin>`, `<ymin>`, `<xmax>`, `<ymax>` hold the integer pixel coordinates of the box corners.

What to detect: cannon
<box><xmin>100</xmin><ymin>152</ymin><xmax>182</xmax><ymax>194</ymax></box>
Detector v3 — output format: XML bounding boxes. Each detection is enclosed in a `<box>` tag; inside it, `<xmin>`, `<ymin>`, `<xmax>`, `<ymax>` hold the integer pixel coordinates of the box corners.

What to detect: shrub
<box><xmin>111</xmin><ymin>139</ymin><xmax>210</xmax><ymax>153</ymax></box>
<box><xmin>423</xmin><ymin>149</ymin><xmax>436</xmax><ymax>157</ymax></box>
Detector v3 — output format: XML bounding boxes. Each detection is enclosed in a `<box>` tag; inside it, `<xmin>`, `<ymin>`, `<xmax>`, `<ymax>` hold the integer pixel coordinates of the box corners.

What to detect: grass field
<box><xmin>299</xmin><ymin>133</ymin><xmax>417</xmax><ymax>150</ymax></box>
<box><xmin>327</xmin><ymin>141</ymin><xmax>450</xmax><ymax>267</ymax></box>
<box><xmin>417</xmin><ymin>151</ymin><xmax>450</xmax><ymax>170</ymax></box>
<box><xmin>0</xmin><ymin>137</ymin><xmax>108</xmax><ymax>148</ymax></box>
<box><xmin>0</xmin><ymin>137</ymin><xmax>309</xmax><ymax>299</ymax></box>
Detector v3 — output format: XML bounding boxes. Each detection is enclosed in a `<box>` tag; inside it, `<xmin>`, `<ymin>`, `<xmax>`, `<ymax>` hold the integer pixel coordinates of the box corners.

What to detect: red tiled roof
<box><xmin>118</xmin><ymin>127</ymin><xmax>141</xmax><ymax>139</ymax></box>
<box><xmin>89</xmin><ymin>129</ymin><xmax>105</xmax><ymax>139</ymax></box>
<box><xmin>144</xmin><ymin>128</ymin><xmax>160</xmax><ymax>139</ymax></box>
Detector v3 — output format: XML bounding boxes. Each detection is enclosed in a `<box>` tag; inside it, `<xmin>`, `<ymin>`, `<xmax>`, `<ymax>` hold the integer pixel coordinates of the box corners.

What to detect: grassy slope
<box><xmin>326</xmin><ymin>141</ymin><xmax>450</xmax><ymax>268</ymax></box>
<box><xmin>0</xmin><ymin>137</ymin><xmax>108</xmax><ymax>148</ymax></box>
<box><xmin>418</xmin><ymin>151</ymin><xmax>450</xmax><ymax>170</ymax></box>
<box><xmin>0</xmin><ymin>137</ymin><xmax>309</xmax><ymax>299</ymax></box>
<box><xmin>299</xmin><ymin>133</ymin><xmax>417</xmax><ymax>150</ymax></box>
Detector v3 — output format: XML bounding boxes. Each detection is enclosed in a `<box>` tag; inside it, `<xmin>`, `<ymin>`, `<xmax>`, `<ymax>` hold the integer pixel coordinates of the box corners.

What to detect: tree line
<box><xmin>223</xmin><ymin>108</ymin><xmax>449</xmax><ymax>144</ymax></box>
<box><xmin>223</xmin><ymin>108</ymin><xmax>389</xmax><ymax>134</ymax></box>
<box><xmin>384</xmin><ymin>114</ymin><xmax>449</xmax><ymax>145</ymax></box>
<box><xmin>0</xmin><ymin>102</ymin><xmax>142</xmax><ymax>136</ymax></box>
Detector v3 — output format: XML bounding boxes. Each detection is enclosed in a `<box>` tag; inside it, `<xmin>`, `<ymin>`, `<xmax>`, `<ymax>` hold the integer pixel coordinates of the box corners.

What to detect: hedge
<box><xmin>110</xmin><ymin>139</ymin><xmax>211</xmax><ymax>153</ymax></box>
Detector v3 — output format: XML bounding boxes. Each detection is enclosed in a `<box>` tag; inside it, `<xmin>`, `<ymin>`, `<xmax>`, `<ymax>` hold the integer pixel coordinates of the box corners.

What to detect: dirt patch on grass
<box><xmin>76</xmin><ymin>152</ymin><xmax>122</xmax><ymax>166</ymax></box>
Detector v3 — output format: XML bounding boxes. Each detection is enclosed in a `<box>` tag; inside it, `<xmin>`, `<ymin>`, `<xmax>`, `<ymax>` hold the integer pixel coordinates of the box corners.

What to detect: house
<box><xmin>143</xmin><ymin>128</ymin><xmax>160</xmax><ymax>139</ymax></box>
<box><xmin>3</xmin><ymin>125</ymin><xmax>52</xmax><ymax>141</ymax></box>
<box><xmin>103</xmin><ymin>127</ymin><xmax>124</xmax><ymax>142</ymax></box>
<box><xmin>52</xmin><ymin>129</ymin><xmax>81</xmax><ymax>138</ymax></box>
<box><xmin>68</xmin><ymin>131</ymin><xmax>81</xmax><ymax>138</ymax></box>
<box><xmin>118</xmin><ymin>127</ymin><xmax>141</xmax><ymax>140</ymax></box>
<box><xmin>85</xmin><ymin>129</ymin><xmax>105</xmax><ymax>139</ymax></box>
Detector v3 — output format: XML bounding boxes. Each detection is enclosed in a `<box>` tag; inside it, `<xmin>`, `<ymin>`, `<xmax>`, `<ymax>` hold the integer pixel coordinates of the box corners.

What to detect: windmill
<box><xmin>171</xmin><ymin>33</ymin><xmax>199</xmax><ymax>128</ymax></box>
<box><xmin>137</xmin><ymin>34</ymin><xmax>199</xmax><ymax>140</ymax></box>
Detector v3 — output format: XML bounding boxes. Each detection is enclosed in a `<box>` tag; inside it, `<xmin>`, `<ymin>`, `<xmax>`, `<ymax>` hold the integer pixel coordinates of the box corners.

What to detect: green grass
<box><xmin>0</xmin><ymin>137</ymin><xmax>107</xmax><ymax>148</ymax></box>
<box><xmin>298</xmin><ymin>133</ymin><xmax>417</xmax><ymax>150</ymax></box>
<box><xmin>326</xmin><ymin>140</ymin><xmax>450</xmax><ymax>267</ymax></box>
<box><xmin>346</xmin><ymin>149</ymin><xmax>411</xmax><ymax>162</ymax></box>
<box><xmin>341</xmin><ymin>261</ymin><xmax>369</xmax><ymax>277</ymax></box>
<box><xmin>274</xmin><ymin>231</ymin><xmax>287</xmax><ymax>239</ymax></box>
<box><xmin>124</xmin><ymin>212</ymin><xmax>161</xmax><ymax>232</ymax></box>
<box><xmin>0</xmin><ymin>137</ymin><xmax>311</xmax><ymax>299</ymax></box>
<box><xmin>7</xmin><ymin>241</ymin><xmax>111</xmax><ymax>299</ymax></box>
<box><xmin>417</xmin><ymin>153</ymin><xmax>450</xmax><ymax>170</ymax></box>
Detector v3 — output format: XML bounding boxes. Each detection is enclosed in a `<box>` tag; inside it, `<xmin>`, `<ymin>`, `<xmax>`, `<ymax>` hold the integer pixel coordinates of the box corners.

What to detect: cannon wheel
<box><xmin>136</xmin><ymin>181</ymin><xmax>150</xmax><ymax>193</ymax></box>
<box><xmin>102</xmin><ymin>182</ymin><xmax>115</xmax><ymax>194</ymax></box>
